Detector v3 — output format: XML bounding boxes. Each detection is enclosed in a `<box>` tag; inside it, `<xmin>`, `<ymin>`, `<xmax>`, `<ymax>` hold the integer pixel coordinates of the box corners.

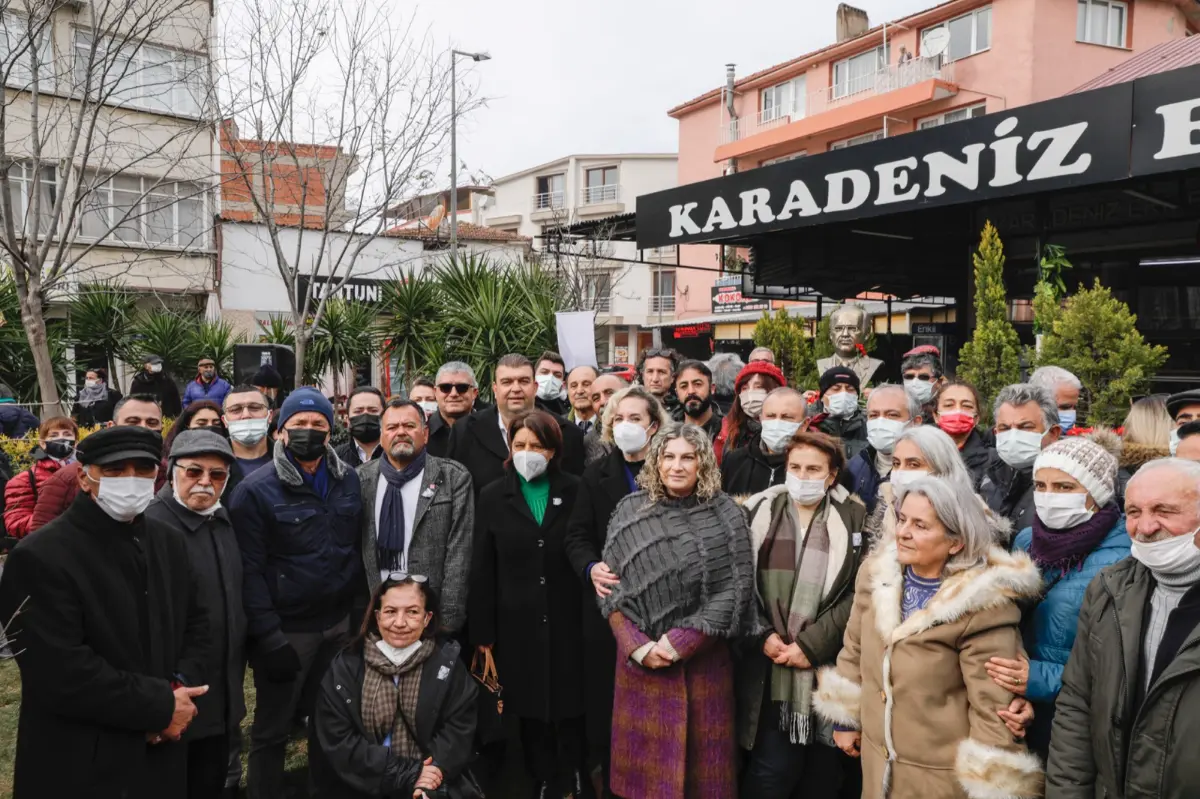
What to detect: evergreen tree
<box><xmin>1036</xmin><ymin>280</ymin><xmax>1168</xmax><ymax>426</ymax></box>
<box><xmin>753</xmin><ymin>308</ymin><xmax>814</xmax><ymax>388</ymax></box>
<box><xmin>957</xmin><ymin>222</ymin><xmax>1022</xmax><ymax>424</ymax></box>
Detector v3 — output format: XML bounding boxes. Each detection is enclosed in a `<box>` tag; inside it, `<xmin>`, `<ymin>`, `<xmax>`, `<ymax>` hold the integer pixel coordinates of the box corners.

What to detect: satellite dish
<box><xmin>426</xmin><ymin>203</ymin><xmax>446</xmax><ymax>231</ymax></box>
<box><xmin>922</xmin><ymin>28</ymin><xmax>950</xmax><ymax>57</ymax></box>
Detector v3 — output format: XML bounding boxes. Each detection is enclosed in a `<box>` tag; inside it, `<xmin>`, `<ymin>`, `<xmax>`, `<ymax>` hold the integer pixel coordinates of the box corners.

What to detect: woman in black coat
<box><xmin>71</xmin><ymin>367</ymin><xmax>122</xmax><ymax>427</ymax></box>
<box><xmin>562</xmin><ymin>386</ymin><xmax>668</xmax><ymax>792</ymax></box>
<box><xmin>469</xmin><ymin>409</ymin><xmax>585</xmax><ymax>797</ymax></box>
<box><xmin>311</xmin><ymin>575</ymin><xmax>478</xmax><ymax>799</ymax></box>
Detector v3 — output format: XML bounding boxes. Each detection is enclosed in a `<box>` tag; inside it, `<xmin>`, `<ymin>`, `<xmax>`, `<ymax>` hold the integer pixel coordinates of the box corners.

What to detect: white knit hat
<box><xmin>1033</xmin><ymin>436</ymin><xmax>1119</xmax><ymax>507</ymax></box>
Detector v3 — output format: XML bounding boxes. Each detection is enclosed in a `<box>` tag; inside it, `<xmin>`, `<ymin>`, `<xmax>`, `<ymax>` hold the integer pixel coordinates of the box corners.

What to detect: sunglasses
<box><xmin>176</xmin><ymin>464</ymin><xmax>230</xmax><ymax>482</ymax></box>
<box><xmin>903</xmin><ymin>373</ymin><xmax>936</xmax><ymax>382</ymax></box>
<box><xmin>437</xmin><ymin>383</ymin><xmax>472</xmax><ymax>395</ymax></box>
<box><xmin>384</xmin><ymin>571</ymin><xmax>429</xmax><ymax>583</ymax></box>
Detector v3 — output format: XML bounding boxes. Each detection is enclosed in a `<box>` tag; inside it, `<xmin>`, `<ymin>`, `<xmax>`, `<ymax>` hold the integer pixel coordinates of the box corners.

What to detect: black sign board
<box><xmin>635</xmin><ymin>64</ymin><xmax>1200</xmax><ymax>249</ymax></box>
<box><xmin>296</xmin><ymin>275</ymin><xmax>389</xmax><ymax>305</ymax></box>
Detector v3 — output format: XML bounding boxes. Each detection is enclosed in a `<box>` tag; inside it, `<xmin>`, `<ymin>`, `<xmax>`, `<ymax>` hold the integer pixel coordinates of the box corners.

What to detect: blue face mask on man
<box><xmin>1058</xmin><ymin>409</ymin><xmax>1077</xmax><ymax>431</ymax></box>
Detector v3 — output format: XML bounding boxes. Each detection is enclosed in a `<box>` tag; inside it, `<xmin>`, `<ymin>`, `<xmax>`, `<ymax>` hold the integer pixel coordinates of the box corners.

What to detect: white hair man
<box><xmin>846</xmin><ymin>384</ymin><xmax>923</xmax><ymax>514</ymax></box>
<box><xmin>981</xmin><ymin>383</ymin><xmax>1063</xmax><ymax>534</ymax></box>
<box><xmin>1048</xmin><ymin>458</ymin><xmax>1200</xmax><ymax>796</ymax></box>
<box><xmin>1030</xmin><ymin>366</ymin><xmax>1083</xmax><ymax>431</ymax></box>
<box><xmin>427</xmin><ymin>361</ymin><xmax>480</xmax><ymax>458</ymax></box>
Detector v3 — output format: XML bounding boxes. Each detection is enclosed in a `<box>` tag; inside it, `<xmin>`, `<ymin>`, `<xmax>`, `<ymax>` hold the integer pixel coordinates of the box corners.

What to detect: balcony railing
<box><xmin>591</xmin><ymin>296</ymin><xmax>612</xmax><ymax>313</ymax></box>
<box><xmin>649</xmin><ymin>295</ymin><xmax>676</xmax><ymax>314</ymax></box>
<box><xmin>722</xmin><ymin>55</ymin><xmax>955</xmax><ymax>143</ymax></box>
<box><xmin>581</xmin><ymin>184</ymin><xmax>620</xmax><ymax>205</ymax></box>
<box><xmin>646</xmin><ymin>244</ymin><xmax>677</xmax><ymax>261</ymax></box>
<box><xmin>532</xmin><ymin>191</ymin><xmax>565</xmax><ymax>211</ymax></box>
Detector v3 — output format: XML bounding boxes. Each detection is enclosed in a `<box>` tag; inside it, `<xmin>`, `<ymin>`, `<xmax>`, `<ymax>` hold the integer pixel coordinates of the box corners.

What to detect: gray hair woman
<box><xmin>815</xmin><ymin>475</ymin><xmax>1044</xmax><ymax>799</ymax></box>
<box><xmin>599</xmin><ymin>422</ymin><xmax>762</xmax><ymax>798</ymax></box>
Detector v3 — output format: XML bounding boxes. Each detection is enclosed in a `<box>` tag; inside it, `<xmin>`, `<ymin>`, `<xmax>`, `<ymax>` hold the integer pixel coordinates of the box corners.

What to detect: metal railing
<box><xmin>649</xmin><ymin>295</ymin><xmax>676</xmax><ymax>313</ymax></box>
<box><xmin>581</xmin><ymin>184</ymin><xmax>620</xmax><ymax>205</ymax></box>
<box><xmin>591</xmin><ymin>296</ymin><xmax>612</xmax><ymax>312</ymax></box>
<box><xmin>532</xmin><ymin>191</ymin><xmax>565</xmax><ymax>211</ymax></box>
<box><xmin>646</xmin><ymin>244</ymin><xmax>677</xmax><ymax>260</ymax></box>
<box><xmin>721</xmin><ymin>55</ymin><xmax>955</xmax><ymax>143</ymax></box>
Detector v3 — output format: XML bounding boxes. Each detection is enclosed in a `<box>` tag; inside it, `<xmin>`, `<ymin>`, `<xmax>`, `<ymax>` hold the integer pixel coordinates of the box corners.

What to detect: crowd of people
<box><xmin>0</xmin><ymin>343</ymin><xmax>1198</xmax><ymax>799</ymax></box>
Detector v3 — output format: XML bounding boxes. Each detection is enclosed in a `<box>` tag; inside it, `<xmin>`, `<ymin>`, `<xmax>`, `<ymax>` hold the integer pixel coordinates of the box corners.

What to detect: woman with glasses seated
<box><xmin>311</xmin><ymin>574</ymin><xmax>479</xmax><ymax>799</ymax></box>
<box><xmin>468</xmin><ymin>409</ymin><xmax>587</xmax><ymax>798</ymax></box>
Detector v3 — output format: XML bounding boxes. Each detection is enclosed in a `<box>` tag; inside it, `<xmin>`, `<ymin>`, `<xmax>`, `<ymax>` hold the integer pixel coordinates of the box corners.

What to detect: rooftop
<box><xmin>386</xmin><ymin>221</ymin><xmax>529</xmax><ymax>243</ymax></box>
<box><xmin>492</xmin><ymin>153</ymin><xmax>677</xmax><ymax>184</ymax></box>
<box><xmin>1072</xmin><ymin>34</ymin><xmax>1200</xmax><ymax>92</ymax></box>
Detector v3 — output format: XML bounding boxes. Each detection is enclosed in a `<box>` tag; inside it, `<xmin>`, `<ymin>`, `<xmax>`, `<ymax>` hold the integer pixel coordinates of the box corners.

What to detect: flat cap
<box><xmin>169</xmin><ymin>429</ymin><xmax>234</xmax><ymax>463</ymax></box>
<box><xmin>1167</xmin><ymin>389</ymin><xmax>1200</xmax><ymax>419</ymax></box>
<box><xmin>77</xmin><ymin>426</ymin><xmax>163</xmax><ymax>466</ymax></box>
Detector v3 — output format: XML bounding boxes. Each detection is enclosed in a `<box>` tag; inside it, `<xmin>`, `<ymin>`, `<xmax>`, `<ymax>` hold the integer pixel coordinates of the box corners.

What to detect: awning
<box><xmin>644</xmin><ymin>298</ymin><xmax>950</xmax><ymax>328</ymax></box>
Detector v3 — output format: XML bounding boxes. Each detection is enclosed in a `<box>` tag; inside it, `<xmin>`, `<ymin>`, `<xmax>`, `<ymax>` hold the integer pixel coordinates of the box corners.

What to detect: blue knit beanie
<box><xmin>277</xmin><ymin>387</ymin><xmax>335</xmax><ymax>429</ymax></box>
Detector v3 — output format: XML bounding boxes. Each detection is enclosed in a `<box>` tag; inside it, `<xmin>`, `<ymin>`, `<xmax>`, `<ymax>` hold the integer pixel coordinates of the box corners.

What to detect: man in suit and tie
<box><xmin>566</xmin><ymin>365</ymin><xmax>599</xmax><ymax>434</ymax></box>
<box><xmin>448</xmin><ymin>354</ymin><xmax>586</xmax><ymax>496</ymax></box>
<box><xmin>357</xmin><ymin>398</ymin><xmax>474</xmax><ymax>634</ymax></box>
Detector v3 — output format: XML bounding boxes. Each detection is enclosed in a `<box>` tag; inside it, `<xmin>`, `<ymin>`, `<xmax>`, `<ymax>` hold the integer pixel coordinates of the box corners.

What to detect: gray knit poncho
<box><xmin>599</xmin><ymin>490</ymin><xmax>764</xmax><ymax>641</ymax></box>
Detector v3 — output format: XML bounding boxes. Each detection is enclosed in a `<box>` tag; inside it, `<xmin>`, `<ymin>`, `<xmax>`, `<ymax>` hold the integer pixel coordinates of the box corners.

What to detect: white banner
<box><xmin>555</xmin><ymin>311</ymin><xmax>598</xmax><ymax>372</ymax></box>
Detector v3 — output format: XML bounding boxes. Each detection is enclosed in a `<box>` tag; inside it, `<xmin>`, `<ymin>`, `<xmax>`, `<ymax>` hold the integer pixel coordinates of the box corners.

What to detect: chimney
<box><xmin>724</xmin><ymin>63</ymin><xmax>737</xmax><ymax>120</ymax></box>
<box><xmin>836</xmin><ymin>3</ymin><xmax>870</xmax><ymax>43</ymax></box>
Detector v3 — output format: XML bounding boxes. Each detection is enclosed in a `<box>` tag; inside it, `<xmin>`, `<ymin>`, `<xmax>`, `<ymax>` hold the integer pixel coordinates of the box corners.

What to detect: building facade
<box><xmin>484</xmin><ymin>153</ymin><xmax>678</xmax><ymax>364</ymax></box>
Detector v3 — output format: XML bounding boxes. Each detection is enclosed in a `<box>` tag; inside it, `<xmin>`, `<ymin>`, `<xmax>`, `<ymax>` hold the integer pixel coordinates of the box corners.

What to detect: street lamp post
<box><xmin>450</xmin><ymin>49</ymin><xmax>490</xmax><ymax>263</ymax></box>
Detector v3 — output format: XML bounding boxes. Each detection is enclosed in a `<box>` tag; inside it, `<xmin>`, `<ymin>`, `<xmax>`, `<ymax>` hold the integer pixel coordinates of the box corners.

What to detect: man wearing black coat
<box><xmin>0</xmin><ymin>426</ymin><xmax>211</xmax><ymax>799</ymax></box>
<box><xmin>721</xmin><ymin>387</ymin><xmax>809</xmax><ymax>498</ymax></box>
<box><xmin>447</xmin><ymin>354</ymin><xmax>585</xmax><ymax>495</ymax></box>
<box><xmin>130</xmin><ymin>354</ymin><xmax>183</xmax><ymax>419</ymax></box>
<box><xmin>146</xmin><ymin>429</ymin><xmax>246</xmax><ymax>799</ymax></box>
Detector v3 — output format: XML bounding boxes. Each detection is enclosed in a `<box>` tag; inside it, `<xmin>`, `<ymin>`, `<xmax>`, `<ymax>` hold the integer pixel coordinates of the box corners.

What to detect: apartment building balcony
<box><xmin>715</xmin><ymin>56</ymin><xmax>958</xmax><ymax>163</ymax></box>
<box><xmin>649</xmin><ymin>295</ymin><xmax>676</xmax><ymax>314</ymax></box>
<box><xmin>530</xmin><ymin>190</ymin><xmax>566</xmax><ymax>222</ymax></box>
<box><xmin>577</xmin><ymin>184</ymin><xmax>625</xmax><ymax>218</ymax></box>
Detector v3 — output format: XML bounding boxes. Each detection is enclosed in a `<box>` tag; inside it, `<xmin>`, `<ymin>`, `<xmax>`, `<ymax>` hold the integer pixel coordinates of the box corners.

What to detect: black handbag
<box><xmin>469</xmin><ymin>646</ymin><xmax>505</xmax><ymax>745</ymax></box>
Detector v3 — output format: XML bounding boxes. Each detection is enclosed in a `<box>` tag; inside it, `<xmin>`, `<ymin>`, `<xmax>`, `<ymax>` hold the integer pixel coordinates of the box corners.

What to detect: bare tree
<box><xmin>216</xmin><ymin>0</ymin><xmax>478</xmax><ymax>384</ymax></box>
<box><xmin>0</xmin><ymin>0</ymin><xmax>217</xmax><ymax>413</ymax></box>
<box><xmin>538</xmin><ymin>208</ymin><xmax>629</xmax><ymax>317</ymax></box>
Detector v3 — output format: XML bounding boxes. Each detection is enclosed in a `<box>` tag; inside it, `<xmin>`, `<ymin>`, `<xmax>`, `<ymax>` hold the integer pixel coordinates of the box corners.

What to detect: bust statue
<box><xmin>816</xmin><ymin>304</ymin><xmax>884</xmax><ymax>387</ymax></box>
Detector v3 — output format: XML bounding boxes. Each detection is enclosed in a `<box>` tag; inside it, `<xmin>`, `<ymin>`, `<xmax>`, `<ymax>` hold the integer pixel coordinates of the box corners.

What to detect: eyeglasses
<box><xmin>902</xmin><ymin>373</ymin><xmax>936</xmax><ymax>382</ymax></box>
<box><xmin>437</xmin><ymin>383</ymin><xmax>472</xmax><ymax>395</ymax></box>
<box><xmin>175</xmin><ymin>464</ymin><xmax>230</xmax><ymax>482</ymax></box>
<box><xmin>384</xmin><ymin>571</ymin><xmax>429</xmax><ymax>583</ymax></box>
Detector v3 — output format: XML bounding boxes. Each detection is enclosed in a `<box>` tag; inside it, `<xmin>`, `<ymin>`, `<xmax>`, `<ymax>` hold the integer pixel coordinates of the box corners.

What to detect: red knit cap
<box><xmin>735</xmin><ymin>361</ymin><xmax>787</xmax><ymax>392</ymax></box>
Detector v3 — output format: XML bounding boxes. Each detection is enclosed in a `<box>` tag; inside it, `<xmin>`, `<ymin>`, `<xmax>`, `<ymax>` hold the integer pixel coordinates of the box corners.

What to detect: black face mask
<box><xmin>683</xmin><ymin>393</ymin><xmax>713</xmax><ymax>419</ymax></box>
<box><xmin>349</xmin><ymin>414</ymin><xmax>381</xmax><ymax>443</ymax></box>
<box><xmin>285</xmin><ymin>428</ymin><xmax>327</xmax><ymax>461</ymax></box>
<box><xmin>44</xmin><ymin>439</ymin><xmax>75</xmax><ymax>460</ymax></box>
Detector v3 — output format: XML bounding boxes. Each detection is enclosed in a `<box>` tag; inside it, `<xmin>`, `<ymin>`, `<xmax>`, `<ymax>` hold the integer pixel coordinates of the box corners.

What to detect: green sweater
<box><xmin>519</xmin><ymin>474</ymin><xmax>550</xmax><ymax>524</ymax></box>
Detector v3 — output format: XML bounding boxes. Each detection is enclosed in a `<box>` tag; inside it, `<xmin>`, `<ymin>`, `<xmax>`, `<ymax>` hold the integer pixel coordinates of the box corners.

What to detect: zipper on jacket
<box><xmin>1102</xmin><ymin>582</ymin><xmax>1131</xmax><ymax>795</ymax></box>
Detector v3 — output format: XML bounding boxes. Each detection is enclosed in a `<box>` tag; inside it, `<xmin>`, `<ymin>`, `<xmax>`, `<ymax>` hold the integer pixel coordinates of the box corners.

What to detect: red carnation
<box><xmin>855</xmin><ymin>342</ymin><xmax>868</xmax><ymax>358</ymax></box>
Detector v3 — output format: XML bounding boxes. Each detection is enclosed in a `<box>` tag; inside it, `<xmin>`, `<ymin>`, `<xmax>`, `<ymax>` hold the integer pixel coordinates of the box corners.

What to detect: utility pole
<box><xmin>449</xmin><ymin>49</ymin><xmax>491</xmax><ymax>262</ymax></box>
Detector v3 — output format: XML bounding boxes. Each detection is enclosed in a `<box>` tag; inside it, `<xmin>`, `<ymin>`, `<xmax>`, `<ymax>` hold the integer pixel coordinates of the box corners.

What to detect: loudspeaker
<box><xmin>233</xmin><ymin>344</ymin><xmax>296</xmax><ymax>392</ymax></box>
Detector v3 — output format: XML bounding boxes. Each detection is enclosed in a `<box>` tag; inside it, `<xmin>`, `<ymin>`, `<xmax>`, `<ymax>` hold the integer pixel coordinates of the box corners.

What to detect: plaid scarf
<box><xmin>360</xmin><ymin>635</ymin><xmax>436</xmax><ymax>758</ymax></box>
<box><xmin>757</xmin><ymin>491</ymin><xmax>831</xmax><ymax>744</ymax></box>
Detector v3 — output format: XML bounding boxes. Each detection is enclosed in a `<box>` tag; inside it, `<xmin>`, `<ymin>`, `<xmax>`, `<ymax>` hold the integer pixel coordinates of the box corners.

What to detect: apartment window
<box><xmin>829</xmin><ymin>131</ymin><xmax>884</xmax><ymax>151</ymax></box>
<box><xmin>760</xmin><ymin>76</ymin><xmax>807</xmax><ymax>122</ymax></box>
<box><xmin>73</xmin><ymin>32</ymin><xmax>207</xmax><ymax>118</ymax></box>
<box><xmin>921</xmin><ymin>6</ymin><xmax>992</xmax><ymax>62</ymax></box>
<box><xmin>5</xmin><ymin>162</ymin><xmax>58</xmax><ymax>236</ymax></box>
<box><xmin>1077</xmin><ymin>0</ymin><xmax>1127</xmax><ymax>47</ymax></box>
<box><xmin>761</xmin><ymin>152</ymin><xmax>807</xmax><ymax>167</ymax></box>
<box><xmin>584</xmin><ymin>166</ymin><xmax>618</xmax><ymax>204</ymax></box>
<box><xmin>917</xmin><ymin>103</ymin><xmax>987</xmax><ymax>130</ymax></box>
<box><xmin>81</xmin><ymin>173</ymin><xmax>210</xmax><ymax>248</ymax></box>
<box><xmin>1</xmin><ymin>12</ymin><xmax>53</xmax><ymax>89</ymax></box>
<box><xmin>832</xmin><ymin>46</ymin><xmax>887</xmax><ymax>99</ymax></box>
<box><xmin>535</xmin><ymin>174</ymin><xmax>564</xmax><ymax>209</ymax></box>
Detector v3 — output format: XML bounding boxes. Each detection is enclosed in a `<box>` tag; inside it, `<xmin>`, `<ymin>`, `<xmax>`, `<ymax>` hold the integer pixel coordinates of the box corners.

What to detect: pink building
<box><xmin>667</xmin><ymin>0</ymin><xmax>1199</xmax><ymax>323</ymax></box>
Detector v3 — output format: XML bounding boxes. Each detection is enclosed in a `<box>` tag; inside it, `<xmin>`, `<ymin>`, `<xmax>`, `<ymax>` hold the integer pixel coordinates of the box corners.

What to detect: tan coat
<box><xmin>814</xmin><ymin>541</ymin><xmax>1045</xmax><ymax>799</ymax></box>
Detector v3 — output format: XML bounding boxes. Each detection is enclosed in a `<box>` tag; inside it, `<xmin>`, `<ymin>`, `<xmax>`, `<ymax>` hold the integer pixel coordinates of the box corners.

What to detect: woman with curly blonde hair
<box><xmin>598</xmin><ymin>422</ymin><xmax>763</xmax><ymax>798</ymax></box>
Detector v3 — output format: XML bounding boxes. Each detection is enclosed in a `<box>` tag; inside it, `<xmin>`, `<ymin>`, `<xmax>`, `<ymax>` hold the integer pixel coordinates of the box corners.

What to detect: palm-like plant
<box><xmin>0</xmin><ymin>278</ymin><xmax>68</xmax><ymax>404</ymax></box>
<box><xmin>125</xmin><ymin>310</ymin><xmax>203</xmax><ymax>381</ymax></box>
<box><xmin>308</xmin><ymin>298</ymin><xmax>378</xmax><ymax>396</ymax></box>
<box><xmin>257</xmin><ymin>314</ymin><xmax>295</xmax><ymax>347</ymax></box>
<box><xmin>191</xmin><ymin>319</ymin><xmax>247</xmax><ymax>377</ymax></box>
<box><xmin>376</xmin><ymin>268</ymin><xmax>443</xmax><ymax>388</ymax></box>
<box><xmin>66</xmin><ymin>280</ymin><xmax>138</xmax><ymax>386</ymax></box>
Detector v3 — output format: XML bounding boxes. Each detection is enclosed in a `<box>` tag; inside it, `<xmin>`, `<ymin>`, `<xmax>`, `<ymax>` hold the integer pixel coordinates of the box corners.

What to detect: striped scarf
<box><xmin>757</xmin><ymin>491</ymin><xmax>830</xmax><ymax>744</ymax></box>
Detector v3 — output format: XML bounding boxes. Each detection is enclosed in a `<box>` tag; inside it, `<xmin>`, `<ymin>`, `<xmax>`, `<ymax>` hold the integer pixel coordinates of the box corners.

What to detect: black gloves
<box><xmin>254</xmin><ymin>642</ymin><xmax>302</xmax><ymax>683</ymax></box>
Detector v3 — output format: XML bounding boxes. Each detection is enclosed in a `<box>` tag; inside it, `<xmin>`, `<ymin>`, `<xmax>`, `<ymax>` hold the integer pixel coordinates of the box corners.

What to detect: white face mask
<box><xmin>826</xmin><ymin>392</ymin><xmax>858</xmax><ymax>419</ymax></box>
<box><xmin>867</xmin><ymin>418</ymin><xmax>908</xmax><ymax>455</ymax></box>
<box><xmin>612</xmin><ymin>421</ymin><xmax>650</xmax><ymax>455</ymax></box>
<box><xmin>227</xmin><ymin>418</ymin><xmax>270</xmax><ymax>446</ymax></box>
<box><xmin>1130</xmin><ymin>529</ymin><xmax>1200</xmax><ymax>576</ymax></box>
<box><xmin>904</xmin><ymin>378</ymin><xmax>934</xmax><ymax>404</ymax></box>
<box><xmin>89</xmin><ymin>474</ymin><xmax>156</xmax><ymax>522</ymax></box>
<box><xmin>1034</xmin><ymin>491</ymin><xmax>1094</xmax><ymax>530</ymax></box>
<box><xmin>739</xmin><ymin>388</ymin><xmax>767</xmax><ymax>419</ymax></box>
<box><xmin>148</xmin><ymin>363</ymin><xmax>163</xmax><ymax>374</ymax></box>
<box><xmin>996</xmin><ymin>429</ymin><xmax>1045</xmax><ymax>469</ymax></box>
<box><xmin>85</xmin><ymin>379</ymin><xmax>101</xmax><ymax>389</ymax></box>
<box><xmin>417</xmin><ymin>401</ymin><xmax>439</xmax><ymax>419</ymax></box>
<box><xmin>173</xmin><ymin>480</ymin><xmax>223</xmax><ymax>517</ymax></box>
<box><xmin>786</xmin><ymin>473</ymin><xmax>829</xmax><ymax>506</ymax></box>
<box><xmin>1170</xmin><ymin>428</ymin><xmax>1181</xmax><ymax>457</ymax></box>
<box><xmin>512</xmin><ymin>450</ymin><xmax>549</xmax><ymax>481</ymax></box>
<box><xmin>890</xmin><ymin>468</ymin><xmax>929</xmax><ymax>490</ymax></box>
<box><xmin>760</xmin><ymin>419</ymin><xmax>801</xmax><ymax>454</ymax></box>
<box><xmin>535</xmin><ymin>374</ymin><xmax>564</xmax><ymax>401</ymax></box>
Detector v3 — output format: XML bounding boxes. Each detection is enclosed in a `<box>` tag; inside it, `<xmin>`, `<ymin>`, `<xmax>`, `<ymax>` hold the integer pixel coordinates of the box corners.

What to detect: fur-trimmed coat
<box><xmin>814</xmin><ymin>541</ymin><xmax>1045</xmax><ymax>799</ymax></box>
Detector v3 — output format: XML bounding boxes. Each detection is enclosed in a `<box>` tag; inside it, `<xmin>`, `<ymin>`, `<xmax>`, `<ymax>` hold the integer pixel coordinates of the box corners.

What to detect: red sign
<box><xmin>673</xmin><ymin>323</ymin><xmax>712</xmax><ymax>339</ymax></box>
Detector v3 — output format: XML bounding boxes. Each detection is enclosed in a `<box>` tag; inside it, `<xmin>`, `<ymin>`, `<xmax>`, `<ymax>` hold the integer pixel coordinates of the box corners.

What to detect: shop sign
<box><xmin>297</xmin><ymin>275</ymin><xmax>388</xmax><ymax>305</ymax></box>
<box><xmin>635</xmin><ymin>64</ymin><xmax>1200</xmax><ymax>249</ymax></box>
<box><xmin>712</xmin><ymin>281</ymin><xmax>769</xmax><ymax>315</ymax></box>
<box><xmin>672</xmin><ymin>323</ymin><xmax>712</xmax><ymax>339</ymax></box>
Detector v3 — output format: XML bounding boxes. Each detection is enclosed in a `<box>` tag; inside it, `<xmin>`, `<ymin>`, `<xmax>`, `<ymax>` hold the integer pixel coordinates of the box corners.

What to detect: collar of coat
<box><xmin>272</xmin><ymin>438</ymin><xmax>349</xmax><ymax>487</ymax></box>
<box><xmin>868</xmin><ymin>540</ymin><xmax>1042</xmax><ymax>644</ymax></box>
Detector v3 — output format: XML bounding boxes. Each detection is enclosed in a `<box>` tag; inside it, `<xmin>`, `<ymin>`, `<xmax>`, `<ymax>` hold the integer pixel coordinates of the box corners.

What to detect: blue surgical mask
<box><xmin>1058</xmin><ymin>409</ymin><xmax>1077</xmax><ymax>430</ymax></box>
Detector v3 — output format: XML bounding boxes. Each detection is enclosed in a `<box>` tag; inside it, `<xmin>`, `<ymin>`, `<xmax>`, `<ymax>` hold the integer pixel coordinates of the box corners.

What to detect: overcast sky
<box><xmin>417</xmin><ymin>0</ymin><xmax>936</xmax><ymax>180</ymax></box>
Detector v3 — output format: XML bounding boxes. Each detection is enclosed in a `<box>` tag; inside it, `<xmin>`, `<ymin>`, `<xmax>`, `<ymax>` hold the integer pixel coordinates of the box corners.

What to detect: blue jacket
<box><xmin>182</xmin><ymin>376</ymin><xmax>232</xmax><ymax>409</ymax></box>
<box><xmin>1012</xmin><ymin>516</ymin><xmax>1130</xmax><ymax>752</ymax></box>
<box><xmin>230</xmin><ymin>441</ymin><xmax>363</xmax><ymax>650</ymax></box>
<box><xmin>0</xmin><ymin>402</ymin><xmax>39</xmax><ymax>438</ymax></box>
<box><xmin>846</xmin><ymin>446</ymin><xmax>884</xmax><ymax>514</ymax></box>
